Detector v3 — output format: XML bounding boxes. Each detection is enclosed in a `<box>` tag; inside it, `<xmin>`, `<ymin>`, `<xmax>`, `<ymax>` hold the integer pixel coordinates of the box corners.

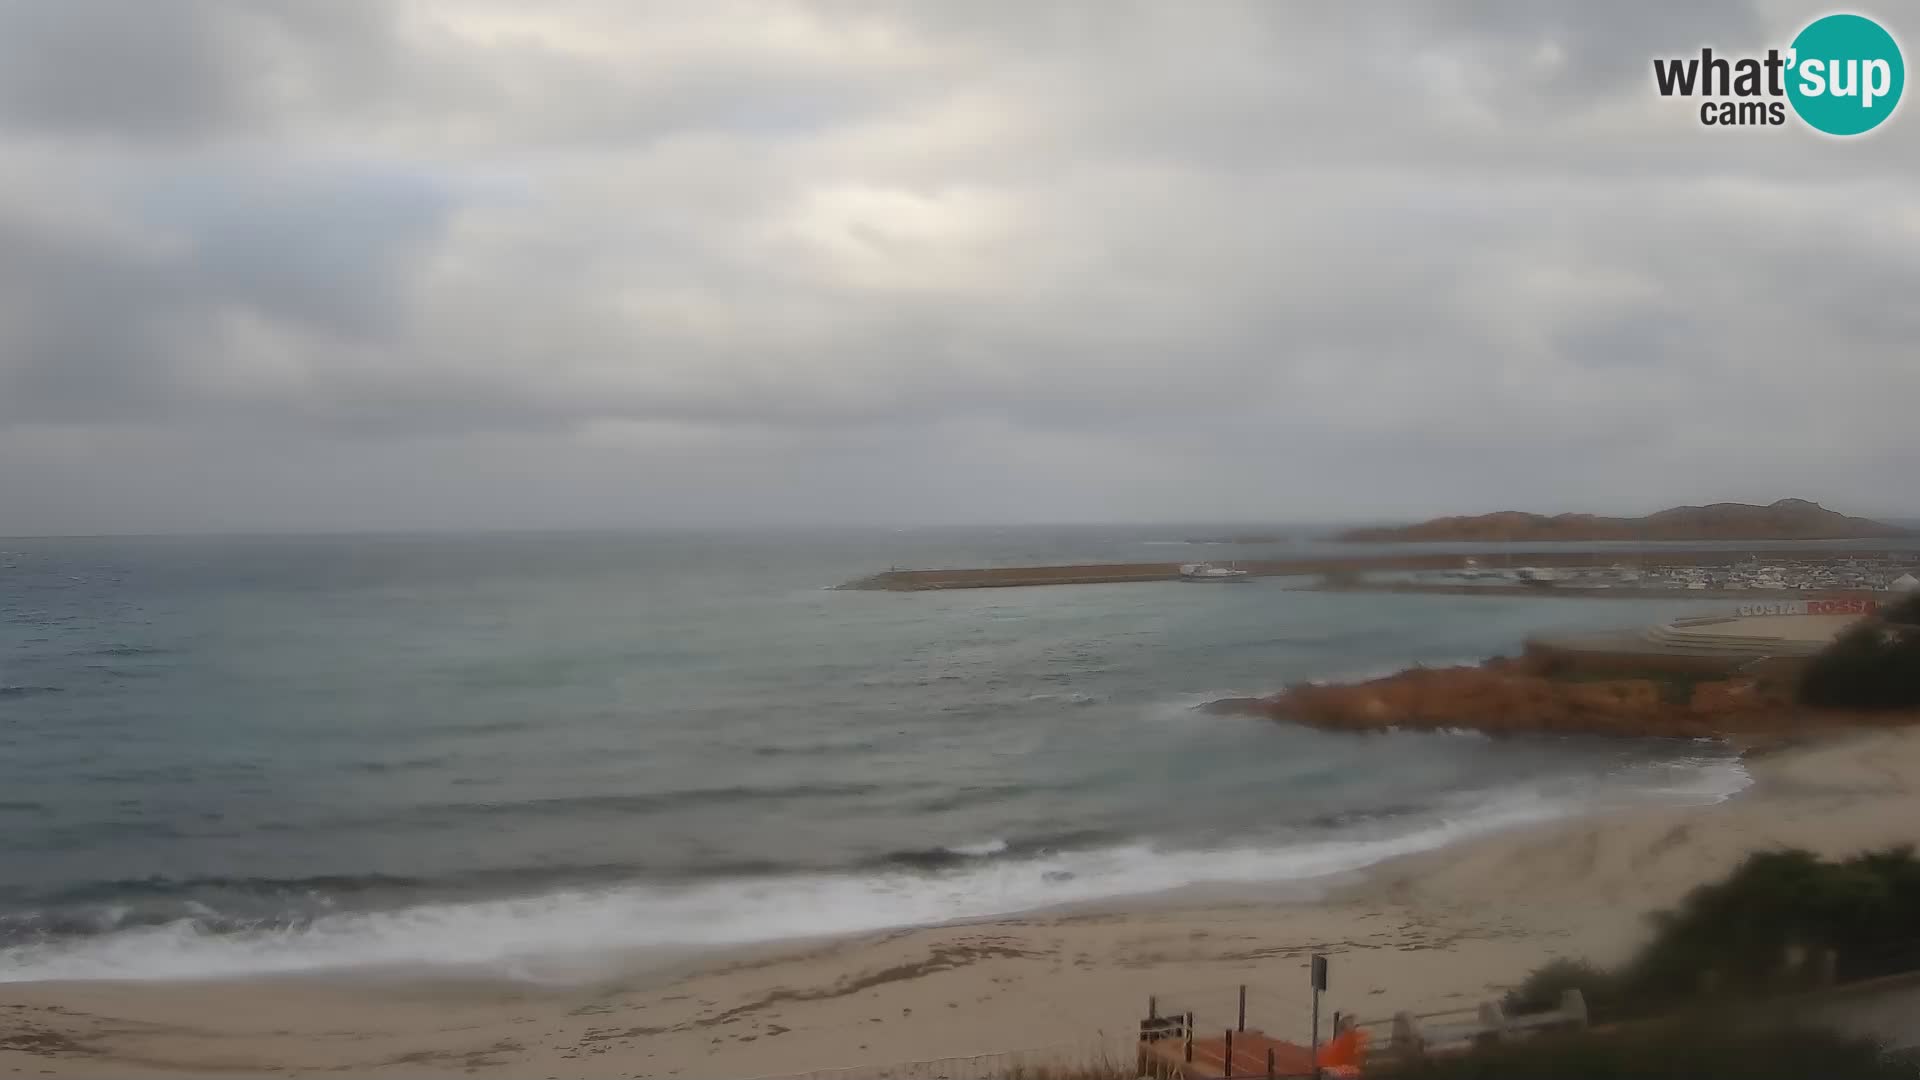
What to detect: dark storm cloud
<box><xmin>0</xmin><ymin>0</ymin><xmax>1916</xmax><ymax>532</ymax></box>
<box><xmin>0</xmin><ymin>0</ymin><xmax>401</xmax><ymax>142</ymax></box>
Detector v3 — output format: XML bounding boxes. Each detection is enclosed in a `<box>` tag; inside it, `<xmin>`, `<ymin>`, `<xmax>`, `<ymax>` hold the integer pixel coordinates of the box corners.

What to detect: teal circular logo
<box><xmin>1787</xmin><ymin>14</ymin><xmax>1904</xmax><ymax>135</ymax></box>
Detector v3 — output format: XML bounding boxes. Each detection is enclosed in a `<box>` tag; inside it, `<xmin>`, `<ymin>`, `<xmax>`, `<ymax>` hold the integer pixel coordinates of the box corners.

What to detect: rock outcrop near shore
<box><xmin>1215</xmin><ymin>653</ymin><xmax>1919</xmax><ymax>740</ymax></box>
<box><xmin>1338</xmin><ymin>498</ymin><xmax>1908</xmax><ymax>543</ymax></box>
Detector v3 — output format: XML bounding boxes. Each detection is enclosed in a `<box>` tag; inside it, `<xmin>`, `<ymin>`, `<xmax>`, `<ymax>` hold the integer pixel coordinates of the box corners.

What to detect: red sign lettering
<box><xmin>1806</xmin><ymin>598</ymin><xmax>1878</xmax><ymax>615</ymax></box>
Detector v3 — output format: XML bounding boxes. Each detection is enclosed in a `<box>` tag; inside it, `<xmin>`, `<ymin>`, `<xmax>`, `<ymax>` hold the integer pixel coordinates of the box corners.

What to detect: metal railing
<box><xmin>1351</xmin><ymin>988</ymin><xmax>1588</xmax><ymax>1061</ymax></box>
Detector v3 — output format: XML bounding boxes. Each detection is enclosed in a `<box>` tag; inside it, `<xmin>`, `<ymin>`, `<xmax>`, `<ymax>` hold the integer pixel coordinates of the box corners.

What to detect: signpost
<box><xmin>1310</xmin><ymin>954</ymin><xmax>1328</xmax><ymax>1075</ymax></box>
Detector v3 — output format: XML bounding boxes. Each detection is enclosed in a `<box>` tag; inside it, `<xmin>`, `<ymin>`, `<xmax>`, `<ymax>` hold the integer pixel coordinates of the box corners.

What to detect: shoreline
<box><xmin>9</xmin><ymin>725</ymin><xmax>1919</xmax><ymax>1078</ymax></box>
<box><xmin>841</xmin><ymin>548</ymin><xmax>1911</xmax><ymax>591</ymax></box>
<box><xmin>0</xmin><ymin>738</ymin><xmax>1741</xmax><ymax>987</ymax></box>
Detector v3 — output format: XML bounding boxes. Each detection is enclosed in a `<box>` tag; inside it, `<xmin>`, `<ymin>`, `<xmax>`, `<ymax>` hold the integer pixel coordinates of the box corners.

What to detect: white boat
<box><xmin>1179</xmin><ymin>562</ymin><xmax>1251</xmax><ymax>582</ymax></box>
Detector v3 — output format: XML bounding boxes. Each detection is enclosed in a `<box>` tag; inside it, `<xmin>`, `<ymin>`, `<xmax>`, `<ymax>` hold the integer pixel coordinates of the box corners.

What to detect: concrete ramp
<box><xmin>1638</xmin><ymin>613</ymin><xmax>1863</xmax><ymax>658</ymax></box>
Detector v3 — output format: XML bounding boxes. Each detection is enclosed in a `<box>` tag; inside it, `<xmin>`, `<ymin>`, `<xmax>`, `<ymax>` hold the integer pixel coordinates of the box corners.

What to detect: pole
<box><xmin>1185</xmin><ymin>1014</ymin><xmax>1194</xmax><ymax>1064</ymax></box>
<box><xmin>1310</xmin><ymin>954</ymin><xmax>1328</xmax><ymax>1078</ymax></box>
<box><xmin>1224</xmin><ymin>1029</ymin><xmax>1233</xmax><ymax>1077</ymax></box>
<box><xmin>1149</xmin><ymin>995</ymin><xmax>1157</xmax><ymax>1020</ymax></box>
<box><xmin>1266</xmin><ymin>1047</ymin><xmax>1275</xmax><ymax>1080</ymax></box>
<box><xmin>1311</xmin><ymin>990</ymin><xmax>1319</xmax><ymax>1078</ymax></box>
<box><xmin>1238</xmin><ymin>984</ymin><xmax>1247</xmax><ymax>1032</ymax></box>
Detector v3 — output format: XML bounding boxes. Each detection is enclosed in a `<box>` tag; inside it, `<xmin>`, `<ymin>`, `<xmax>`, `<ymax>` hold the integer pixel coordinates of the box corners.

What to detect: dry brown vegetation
<box><xmin>1241</xmin><ymin>650</ymin><xmax>1920</xmax><ymax>741</ymax></box>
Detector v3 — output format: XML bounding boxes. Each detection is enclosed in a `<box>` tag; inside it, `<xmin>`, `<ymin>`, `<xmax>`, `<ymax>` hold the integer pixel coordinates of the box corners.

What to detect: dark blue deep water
<box><xmin>0</xmin><ymin>529</ymin><xmax>1751</xmax><ymax>981</ymax></box>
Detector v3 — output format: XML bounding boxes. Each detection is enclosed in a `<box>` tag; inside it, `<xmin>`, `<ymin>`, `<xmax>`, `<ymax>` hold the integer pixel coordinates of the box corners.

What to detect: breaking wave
<box><xmin>0</xmin><ymin>787</ymin><xmax>1590</xmax><ymax>983</ymax></box>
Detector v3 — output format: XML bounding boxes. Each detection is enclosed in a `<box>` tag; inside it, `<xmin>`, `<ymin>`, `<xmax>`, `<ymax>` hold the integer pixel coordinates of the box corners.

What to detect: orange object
<box><xmin>1316</xmin><ymin>1026</ymin><xmax>1368</xmax><ymax>1068</ymax></box>
<box><xmin>1142</xmin><ymin>1031</ymin><xmax>1314</xmax><ymax>1079</ymax></box>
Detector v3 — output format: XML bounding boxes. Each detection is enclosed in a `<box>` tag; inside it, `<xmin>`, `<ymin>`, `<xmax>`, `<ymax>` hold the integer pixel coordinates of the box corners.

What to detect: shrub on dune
<box><xmin>1796</xmin><ymin>596</ymin><xmax>1920</xmax><ymax>710</ymax></box>
<box><xmin>1502</xmin><ymin>846</ymin><xmax>1920</xmax><ymax>1024</ymax></box>
<box><xmin>1371</xmin><ymin>1022</ymin><xmax>1920</xmax><ymax>1080</ymax></box>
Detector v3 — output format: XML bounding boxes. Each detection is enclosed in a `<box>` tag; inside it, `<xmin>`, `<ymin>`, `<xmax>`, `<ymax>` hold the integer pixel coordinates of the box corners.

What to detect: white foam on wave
<box><xmin>1616</xmin><ymin>756</ymin><xmax>1752</xmax><ymax>806</ymax></box>
<box><xmin>0</xmin><ymin>746</ymin><xmax>1758</xmax><ymax>987</ymax></box>
<box><xmin>0</xmin><ymin>790</ymin><xmax>1576</xmax><ymax>984</ymax></box>
<box><xmin>1024</xmin><ymin>692</ymin><xmax>1101</xmax><ymax>706</ymax></box>
<box><xmin>1301</xmin><ymin>657</ymin><xmax>1488</xmax><ymax>687</ymax></box>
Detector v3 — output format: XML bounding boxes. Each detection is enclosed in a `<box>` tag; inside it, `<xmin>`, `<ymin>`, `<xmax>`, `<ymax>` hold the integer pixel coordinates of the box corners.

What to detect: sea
<box><xmin>0</xmin><ymin>527</ymin><xmax>1786</xmax><ymax>983</ymax></box>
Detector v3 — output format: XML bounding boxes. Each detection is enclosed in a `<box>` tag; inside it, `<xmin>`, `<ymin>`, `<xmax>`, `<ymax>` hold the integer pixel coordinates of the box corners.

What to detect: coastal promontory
<box><xmin>1338</xmin><ymin>498</ymin><xmax>1908</xmax><ymax>543</ymax></box>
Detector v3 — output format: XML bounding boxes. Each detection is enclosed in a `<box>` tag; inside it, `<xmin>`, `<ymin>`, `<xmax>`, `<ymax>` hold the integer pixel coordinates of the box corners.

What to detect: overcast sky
<box><xmin>1</xmin><ymin>1</ymin><xmax>1915</xmax><ymax>534</ymax></box>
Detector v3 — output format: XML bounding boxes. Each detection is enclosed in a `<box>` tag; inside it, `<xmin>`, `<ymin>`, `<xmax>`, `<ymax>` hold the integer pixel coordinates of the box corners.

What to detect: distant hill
<box><xmin>1339</xmin><ymin>499</ymin><xmax>1911</xmax><ymax>543</ymax></box>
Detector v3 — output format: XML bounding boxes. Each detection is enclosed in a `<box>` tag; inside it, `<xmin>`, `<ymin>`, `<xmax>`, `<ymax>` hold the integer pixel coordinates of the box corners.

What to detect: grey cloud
<box><xmin>0</xmin><ymin>1</ymin><xmax>1916</xmax><ymax>532</ymax></box>
<box><xmin>0</xmin><ymin>0</ymin><xmax>240</xmax><ymax>139</ymax></box>
<box><xmin>0</xmin><ymin>199</ymin><xmax>204</xmax><ymax>423</ymax></box>
<box><xmin>0</xmin><ymin>163</ymin><xmax>450</xmax><ymax>425</ymax></box>
<box><xmin>0</xmin><ymin>0</ymin><xmax>400</xmax><ymax>142</ymax></box>
<box><xmin>1415</xmin><ymin>0</ymin><xmax>1769</xmax><ymax>97</ymax></box>
<box><xmin>136</xmin><ymin>164</ymin><xmax>451</xmax><ymax>333</ymax></box>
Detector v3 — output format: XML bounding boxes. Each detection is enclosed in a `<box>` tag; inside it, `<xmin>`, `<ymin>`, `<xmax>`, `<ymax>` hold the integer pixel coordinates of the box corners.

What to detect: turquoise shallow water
<box><xmin>0</xmin><ymin>528</ymin><xmax>1753</xmax><ymax>981</ymax></box>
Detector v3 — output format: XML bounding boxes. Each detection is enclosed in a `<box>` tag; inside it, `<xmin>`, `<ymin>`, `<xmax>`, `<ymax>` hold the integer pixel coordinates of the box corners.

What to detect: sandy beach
<box><xmin>6</xmin><ymin>726</ymin><xmax>1920</xmax><ymax>1079</ymax></box>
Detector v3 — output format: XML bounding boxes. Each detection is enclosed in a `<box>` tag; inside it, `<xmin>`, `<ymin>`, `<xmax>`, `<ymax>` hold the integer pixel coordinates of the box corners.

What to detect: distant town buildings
<box><xmin>1423</xmin><ymin>556</ymin><xmax>1920</xmax><ymax>594</ymax></box>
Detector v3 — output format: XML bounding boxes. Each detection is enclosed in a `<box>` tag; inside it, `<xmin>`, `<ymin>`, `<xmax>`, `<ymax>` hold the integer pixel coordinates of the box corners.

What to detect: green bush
<box><xmin>1624</xmin><ymin>847</ymin><xmax>1920</xmax><ymax>997</ymax></box>
<box><xmin>1461</xmin><ymin>850</ymin><xmax>1920</xmax><ymax>1076</ymax></box>
<box><xmin>1882</xmin><ymin>593</ymin><xmax>1920</xmax><ymax>626</ymax></box>
<box><xmin>1797</xmin><ymin>618</ymin><xmax>1920</xmax><ymax>709</ymax></box>
<box><xmin>1372</xmin><ymin>1021</ymin><xmax>1919</xmax><ymax>1080</ymax></box>
<box><xmin>1505</xmin><ymin>847</ymin><xmax>1920</xmax><ymax>1024</ymax></box>
<box><xmin>1500</xmin><ymin>958</ymin><xmax>1624</xmax><ymax>1021</ymax></box>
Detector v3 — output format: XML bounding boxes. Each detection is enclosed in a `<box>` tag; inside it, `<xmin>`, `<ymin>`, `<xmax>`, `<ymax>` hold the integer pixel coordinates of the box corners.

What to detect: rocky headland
<box><xmin>1209</xmin><ymin>651</ymin><xmax>1920</xmax><ymax>741</ymax></box>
